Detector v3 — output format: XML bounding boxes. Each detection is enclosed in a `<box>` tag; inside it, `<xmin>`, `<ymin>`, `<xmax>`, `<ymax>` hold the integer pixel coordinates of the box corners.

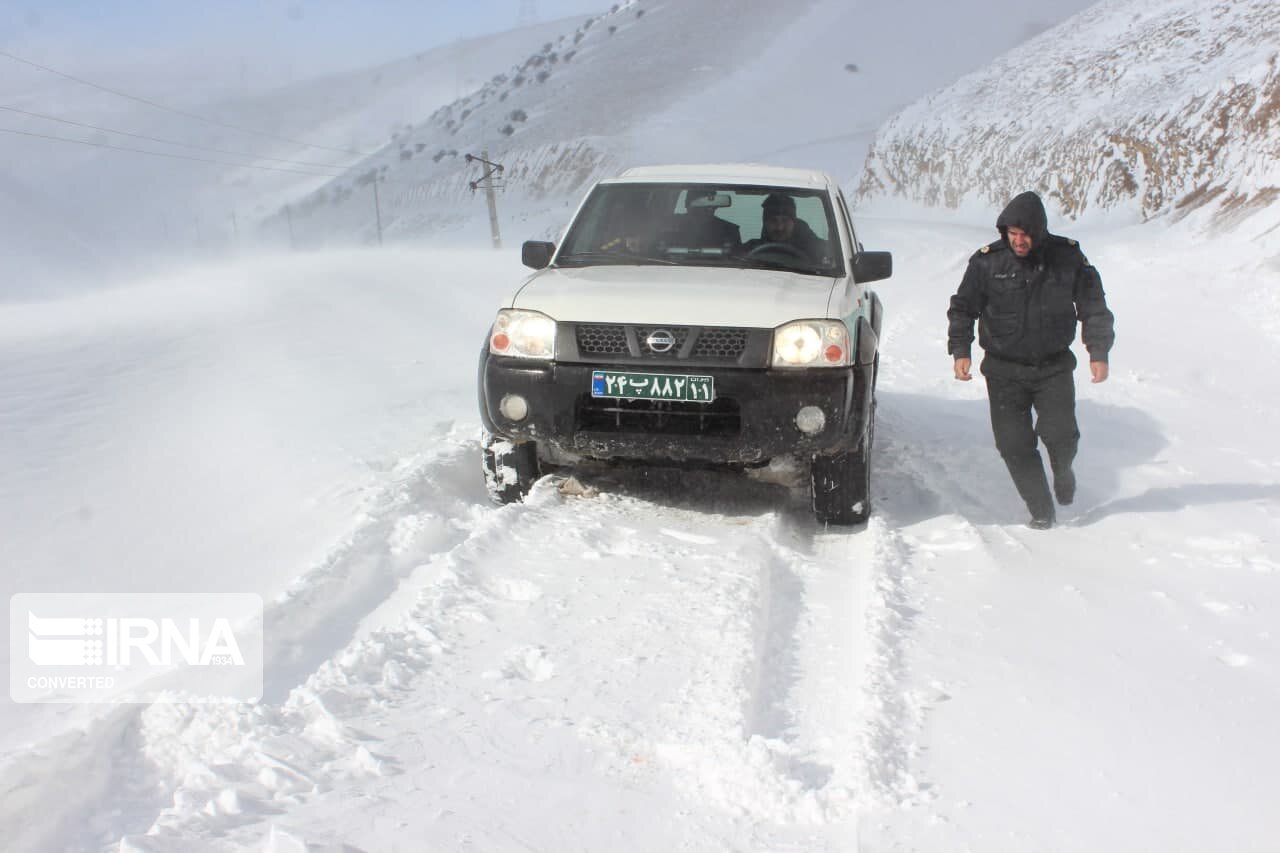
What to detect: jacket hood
<box><xmin>996</xmin><ymin>191</ymin><xmax>1049</xmax><ymax>250</ymax></box>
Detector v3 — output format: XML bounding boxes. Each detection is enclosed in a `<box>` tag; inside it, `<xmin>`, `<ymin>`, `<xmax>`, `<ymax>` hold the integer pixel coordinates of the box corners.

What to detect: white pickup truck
<box><xmin>477</xmin><ymin>163</ymin><xmax>892</xmax><ymax>524</ymax></box>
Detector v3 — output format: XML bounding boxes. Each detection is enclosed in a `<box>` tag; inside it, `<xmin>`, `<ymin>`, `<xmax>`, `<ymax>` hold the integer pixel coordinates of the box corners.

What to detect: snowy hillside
<box><xmin>189</xmin><ymin>20</ymin><xmax>592</xmax><ymax>223</ymax></box>
<box><xmin>265</xmin><ymin>0</ymin><xmax>814</xmax><ymax>247</ymax></box>
<box><xmin>855</xmin><ymin>0</ymin><xmax>1280</xmax><ymax>229</ymax></box>
<box><xmin>272</xmin><ymin>0</ymin><xmax>1099</xmax><ymax>248</ymax></box>
<box><xmin>0</xmin><ymin>17</ymin><xmax>582</xmax><ymax>294</ymax></box>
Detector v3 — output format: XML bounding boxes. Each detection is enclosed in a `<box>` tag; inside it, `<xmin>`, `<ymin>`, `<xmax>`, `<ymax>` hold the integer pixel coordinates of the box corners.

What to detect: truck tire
<box><xmin>482</xmin><ymin>432</ymin><xmax>540</xmax><ymax>504</ymax></box>
<box><xmin>810</xmin><ymin>407</ymin><xmax>874</xmax><ymax>526</ymax></box>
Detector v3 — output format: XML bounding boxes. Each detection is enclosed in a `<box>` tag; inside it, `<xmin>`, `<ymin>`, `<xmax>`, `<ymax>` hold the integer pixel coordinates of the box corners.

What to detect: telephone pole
<box><xmin>372</xmin><ymin>177</ymin><xmax>384</xmax><ymax>246</ymax></box>
<box><xmin>466</xmin><ymin>150</ymin><xmax>504</xmax><ymax>249</ymax></box>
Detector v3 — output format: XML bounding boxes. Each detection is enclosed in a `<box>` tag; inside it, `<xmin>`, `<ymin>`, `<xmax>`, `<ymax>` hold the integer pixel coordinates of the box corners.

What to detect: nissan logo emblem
<box><xmin>645</xmin><ymin>329</ymin><xmax>676</xmax><ymax>353</ymax></box>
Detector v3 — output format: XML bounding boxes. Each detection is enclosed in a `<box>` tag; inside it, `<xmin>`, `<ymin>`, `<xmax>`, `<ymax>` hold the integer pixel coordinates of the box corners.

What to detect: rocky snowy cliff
<box><xmin>855</xmin><ymin>0</ymin><xmax>1280</xmax><ymax>229</ymax></box>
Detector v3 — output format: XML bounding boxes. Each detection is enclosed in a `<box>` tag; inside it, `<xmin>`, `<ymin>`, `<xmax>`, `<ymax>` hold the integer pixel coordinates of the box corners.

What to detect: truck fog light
<box><xmin>500</xmin><ymin>394</ymin><xmax>530</xmax><ymax>422</ymax></box>
<box><xmin>795</xmin><ymin>406</ymin><xmax>825</xmax><ymax>435</ymax></box>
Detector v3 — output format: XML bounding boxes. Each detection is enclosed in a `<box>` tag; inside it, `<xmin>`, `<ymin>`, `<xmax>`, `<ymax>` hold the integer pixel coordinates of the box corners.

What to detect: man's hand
<box><xmin>1090</xmin><ymin>361</ymin><xmax>1109</xmax><ymax>383</ymax></box>
<box><xmin>953</xmin><ymin>357</ymin><xmax>972</xmax><ymax>381</ymax></box>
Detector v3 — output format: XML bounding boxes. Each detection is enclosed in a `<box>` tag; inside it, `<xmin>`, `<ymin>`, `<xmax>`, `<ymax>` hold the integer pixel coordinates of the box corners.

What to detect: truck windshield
<box><xmin>556</xmin><ymin>182</ymin><xmax>846</xmax><ymax>277</ymax></box>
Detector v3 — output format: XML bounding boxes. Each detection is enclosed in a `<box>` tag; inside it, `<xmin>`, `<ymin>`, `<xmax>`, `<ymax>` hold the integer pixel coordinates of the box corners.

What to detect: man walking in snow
<box><xmin>947</xmin><ymin>190</ymin><xmax>1115</xmax><ymax>529</ymax></box>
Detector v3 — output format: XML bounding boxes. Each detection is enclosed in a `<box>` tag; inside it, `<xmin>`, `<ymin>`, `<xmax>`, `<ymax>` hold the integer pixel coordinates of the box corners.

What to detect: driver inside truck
<box><xmin>741</xmin><ymin>193</ymin><xmax>826</xmax><ymax>262</ymax></box>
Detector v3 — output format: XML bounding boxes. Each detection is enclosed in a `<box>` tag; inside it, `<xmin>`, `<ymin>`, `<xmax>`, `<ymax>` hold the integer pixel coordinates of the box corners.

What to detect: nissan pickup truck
<box><xmin>477</xmin><ymin>163</ymin><xmax>891</xmax><ymax>525</ymax></box>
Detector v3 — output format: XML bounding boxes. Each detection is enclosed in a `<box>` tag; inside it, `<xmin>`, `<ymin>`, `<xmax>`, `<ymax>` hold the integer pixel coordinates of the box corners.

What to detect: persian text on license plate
<box><xmin>590</xmin><ymin>370</ymin><xmax>714</xmax><ymax>403</ymax></box>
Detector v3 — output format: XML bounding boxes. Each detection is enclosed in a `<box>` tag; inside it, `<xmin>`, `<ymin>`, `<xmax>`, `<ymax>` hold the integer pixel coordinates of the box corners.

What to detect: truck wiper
<box><xmin>556</xmin><ymin>251</ymin><xmax>680</xmax><ymax>266</ymax></box>
<box><xmin>732</xmin><ymin>256</ymin><xmax>828</xmax><ymax>276</ymax></box>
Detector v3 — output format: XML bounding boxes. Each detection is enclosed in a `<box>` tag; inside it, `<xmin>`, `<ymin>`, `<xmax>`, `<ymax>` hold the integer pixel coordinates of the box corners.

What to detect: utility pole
<box><xmin>372</xmin><ymin>178</ymin><xmax>384</xmax><ymax>246</ymax></box>
<box><xmin>230</xmin><ymin>211</ymin><xmax>239</xmax><ymax>249</ymax></box>
<box><xmin>466</xmin><ymin>150</ymin><xmax>504</xmax><ymax>249</ymax></box>
<box><xmin>285</xmin><ymin>205</ymin><xmax>296</xmax><ymax>250</ymax></box>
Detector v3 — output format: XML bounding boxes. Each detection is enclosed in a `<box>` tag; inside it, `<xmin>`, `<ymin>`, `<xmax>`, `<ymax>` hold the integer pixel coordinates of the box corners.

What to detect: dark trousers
<box><xmin>982</xmin><ymin>361</ymin><xmax>1080</xmax><ymax>520</ymax></box>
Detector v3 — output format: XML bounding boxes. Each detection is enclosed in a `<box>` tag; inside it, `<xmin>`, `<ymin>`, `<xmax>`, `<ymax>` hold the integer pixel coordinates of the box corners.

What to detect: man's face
<box><xmin>1006</xmin><ymin>225</ymin><xmax>1033</xmax><ymax>257</ymax></box>
<box><xmin>764</xmin><ymin>212</ymin><xmax>795</xmax><ymax>242</ymax></box>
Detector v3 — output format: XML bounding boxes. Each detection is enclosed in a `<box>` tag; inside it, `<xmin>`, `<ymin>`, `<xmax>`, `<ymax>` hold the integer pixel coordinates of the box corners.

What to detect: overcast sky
<box><xmin>1</xmin><ymin>0</ymin><xmax>610</xmax><ymax>81</ymax></box>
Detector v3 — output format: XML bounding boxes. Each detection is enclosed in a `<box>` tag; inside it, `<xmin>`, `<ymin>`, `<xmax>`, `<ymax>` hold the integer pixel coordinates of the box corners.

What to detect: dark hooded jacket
<box><xmin>947</xmin><ymin>191</ymin><xmax>1114</xmax><ymax>371</ymax></box>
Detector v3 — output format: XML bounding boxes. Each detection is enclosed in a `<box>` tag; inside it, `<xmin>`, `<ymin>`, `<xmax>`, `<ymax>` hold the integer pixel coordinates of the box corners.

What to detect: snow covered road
<box><xmin>2</xmin><ymin>219</ymin><xmax>1279</xmax><ymax>851</ymax></box>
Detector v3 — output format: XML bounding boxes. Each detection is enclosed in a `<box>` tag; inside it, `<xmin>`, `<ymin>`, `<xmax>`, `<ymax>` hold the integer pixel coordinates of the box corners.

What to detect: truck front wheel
<box><xmin>481</xmin><ymin>432</ymin><xmax>541</xmax><ymax>504</ymax></box>
<box><xmin>810</xmin><ymin>411</ymin><xmax>874</xmax><ymax>526</ymax></box>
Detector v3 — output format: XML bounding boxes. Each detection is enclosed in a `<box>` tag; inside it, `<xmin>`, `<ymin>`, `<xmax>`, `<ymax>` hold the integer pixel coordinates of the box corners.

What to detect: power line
<box><xmin>0</xmin><ymin>49</ymin><xmax>371</xmax><ymax>157</ymax></box>
<box><xmin>0</xmin><ymin>105</ymin><xmax>352</xmax><ymax>170</ymax></box>
<box><xmin>0</xmin><ymin>127</ymin><xmax>344</xmax><ymax>177</ymax></box>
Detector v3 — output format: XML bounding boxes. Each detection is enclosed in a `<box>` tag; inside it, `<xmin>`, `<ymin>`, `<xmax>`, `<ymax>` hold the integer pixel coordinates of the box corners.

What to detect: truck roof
<box><xmin>608</xmin><ymin>163</ymin><xmax>837</xmax><ymax>191</ymax></box>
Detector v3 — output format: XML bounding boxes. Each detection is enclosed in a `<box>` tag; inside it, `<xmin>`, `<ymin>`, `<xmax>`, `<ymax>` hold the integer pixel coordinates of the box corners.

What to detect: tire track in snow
<box><xmin>123</xmin><ymin>430</ymin><xmax>559</xmax><ymax>844</ymax></box>
<box><xmin>507</xmin><ymin>467</ymin><xmax>914</xmax><ymax>830</ymax></box>
<box><xmin>248</xmin><ymin>465</ymin><xmax>896</xmax><ymax>845</ymax></box>
<box><xmin>59</xmin><ymin>451</ymin><xmax>924</xmax><ymax>849</ymax></box>
<box><xmin>0</xmin><ymin>426</ymin><xmax>528</xmax><ymax>850</ymax></box>
<box><xmin>560</xmin><ymin>475</ymin><xmax>930</xmax><ymax>832</ymax></box>
<box><xmin>616</xmin><ymin>508</ymin><xmax>853</xmax><ymax>826</ymax></box>
<box><xmin>839</xmin><ymin>517</ymin><xmax>927</xmax><ymax>808</ymax></box>
<box><xmin>124</xmin><ymin>474</ymin><xmax>716</xmax><ymax>848</ymax></box>
<box><xmin>260</xmin><ymin>422</ymin><xmax>490</xmax><ymax>701</ymax></box>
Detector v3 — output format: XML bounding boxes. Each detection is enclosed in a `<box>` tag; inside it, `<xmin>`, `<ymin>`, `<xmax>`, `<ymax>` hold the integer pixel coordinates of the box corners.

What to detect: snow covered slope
<box><xmin>265</xmin><ymin>0</ymin><xmax>814</xmax><ymax>247</ymax></box>
<box><xmin>0</xmin><ymin>17</ymin><xmax>582</xmax><ymax>293</ymax></box>
<box><xmin>271</xmin><ymin>0</ymin><xmax>1099</xmax><ymax>248</ymax></box>
<box><xmin>856</xmin><ymin>0</ymin><xmax>1280</xmax><ymax>229</ymax></box>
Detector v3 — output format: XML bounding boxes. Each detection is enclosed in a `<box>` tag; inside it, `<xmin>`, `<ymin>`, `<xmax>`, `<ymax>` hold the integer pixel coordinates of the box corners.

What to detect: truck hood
<box><xmin>510</xmin><ymin>265</ymin><xmax>840</xmax><ymax>328</ymax></box>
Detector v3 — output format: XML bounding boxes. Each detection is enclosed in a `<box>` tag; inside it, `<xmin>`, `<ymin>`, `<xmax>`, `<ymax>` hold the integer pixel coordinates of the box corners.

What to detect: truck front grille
<box><xmin>577</xmin><ymin>324</ymin><xmax>628</xmax><ymax>356</ymax></box>
<box><xmin>573</xmin><ymin>324</ymin><xmax>753</xmax><ymax>362</ymax></box>
<box><xmin>691</xmin><ymin>327</ymin><xmax>749</xmax><ymax>359</ymax></box>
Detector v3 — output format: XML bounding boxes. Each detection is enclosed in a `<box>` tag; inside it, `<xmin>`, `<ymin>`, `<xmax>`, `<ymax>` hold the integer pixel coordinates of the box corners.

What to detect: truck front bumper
<box><xmin>479</xmin><ymin>354</ymin><xmax>873</xmax><ymax>465</ymax></box>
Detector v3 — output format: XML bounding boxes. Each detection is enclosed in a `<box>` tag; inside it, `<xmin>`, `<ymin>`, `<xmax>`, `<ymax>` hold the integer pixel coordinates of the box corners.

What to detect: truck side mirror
<box><xmin>522</xmin><ymin>241</ymin><xmax>555</xmax><ymax>269</ymax></box>
<box><xmin>853</xmin><ymin>251</ymin><xmax>892</xmax><ymax>284</ymax></box>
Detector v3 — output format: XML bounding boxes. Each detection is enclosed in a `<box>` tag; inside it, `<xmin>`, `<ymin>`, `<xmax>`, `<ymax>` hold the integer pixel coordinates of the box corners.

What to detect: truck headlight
<box><xmin>489</xmin><ymin>309</ymin><xmax>556</xmax><ymax>360</ymax></box>
<box><xmin>772</xmin><ymin>320</ymin><xmax>850</xmax><ymax>367</ymax></box>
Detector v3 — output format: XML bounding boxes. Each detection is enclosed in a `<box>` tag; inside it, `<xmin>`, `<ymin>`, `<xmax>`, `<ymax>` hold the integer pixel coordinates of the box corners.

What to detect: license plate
<box><xmin>590</xmin><ymin>370</ymin><xmax>715</xmax><ymax>403</ymax></box>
